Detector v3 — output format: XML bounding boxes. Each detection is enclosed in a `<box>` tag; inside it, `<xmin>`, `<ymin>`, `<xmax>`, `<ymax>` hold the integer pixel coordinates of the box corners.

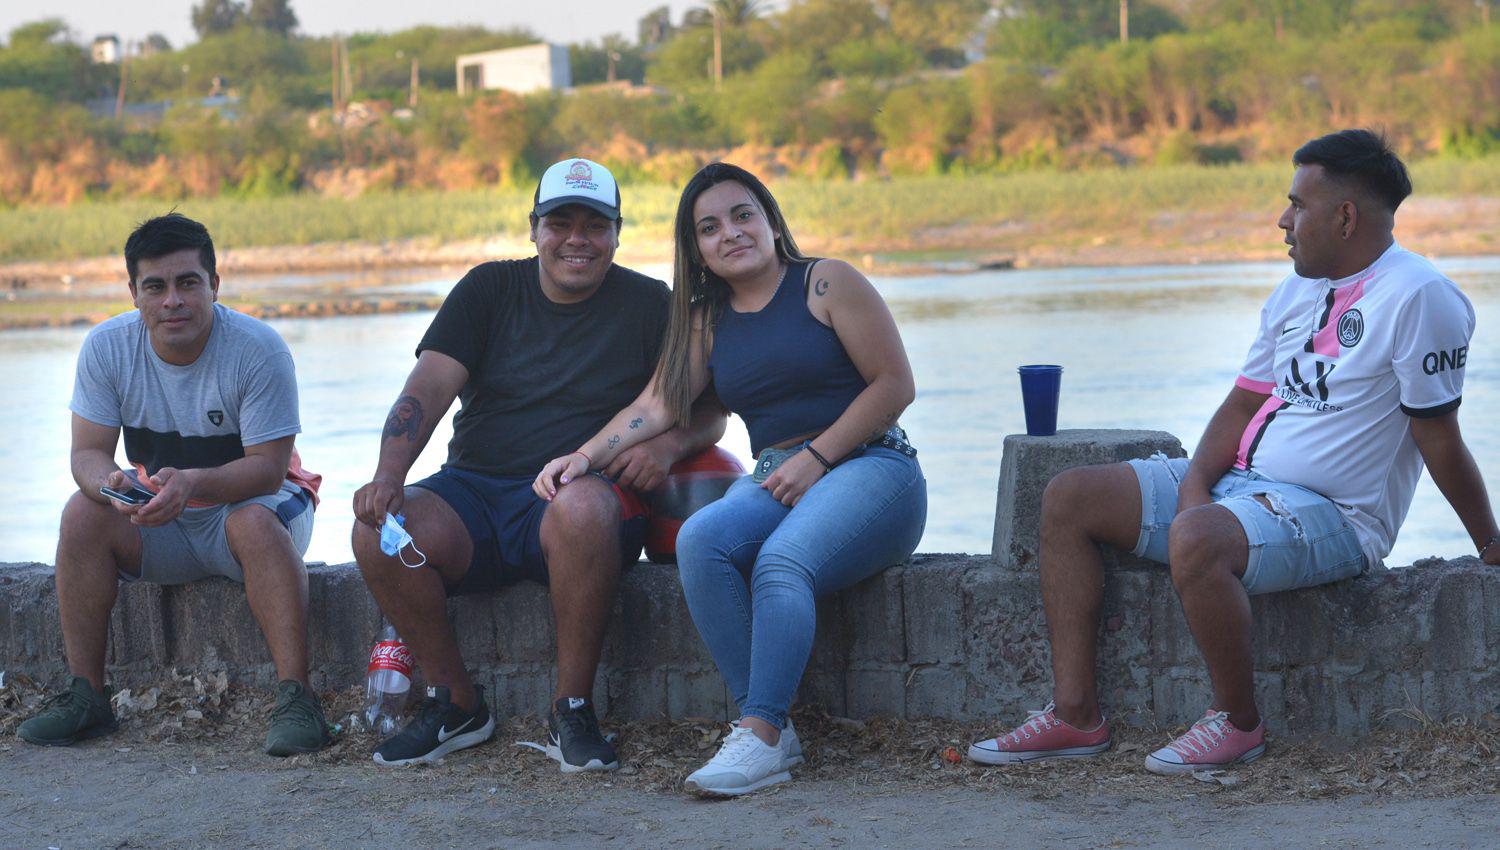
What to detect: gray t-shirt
<box><xmin>71</xmin><ymin>303</ymin><xmax>301</xmax><ymax>477</ymax></box>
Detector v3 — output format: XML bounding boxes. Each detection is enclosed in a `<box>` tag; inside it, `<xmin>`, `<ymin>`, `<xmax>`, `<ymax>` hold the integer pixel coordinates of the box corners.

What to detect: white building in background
<box><xmin>456</xmin><ymin>43</ymin><xmax>571</xmax><ymax>95</ymax></box>
<box><xmin>91</xmin><ymin>35</ymin><xmax>120</xmax><ymax>64</ymax></box>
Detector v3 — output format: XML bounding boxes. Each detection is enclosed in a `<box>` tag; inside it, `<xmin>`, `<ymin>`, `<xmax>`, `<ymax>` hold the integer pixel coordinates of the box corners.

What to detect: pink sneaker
<box><xmin>1144</xmin><ymin>710</ymin><xmax>1266</xmax><ymax>775</ymax></box>
<box><xmin>967</xmin><ymin>702</ymin><xmax>1111</xmax><ymax>765</ymax></box>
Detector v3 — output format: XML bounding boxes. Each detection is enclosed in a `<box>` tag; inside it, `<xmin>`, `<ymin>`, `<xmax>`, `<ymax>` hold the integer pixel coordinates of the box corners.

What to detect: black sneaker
<box><xmin>17</xmin><ymin>676</ymin><xmax>117</xmax><ymax>746</ymax></box>
<box><xmin>547</xmin><ymin>697</ymin><xmax>618</xmax><ymax>772</ymax></box>
<box><xmin>372</xmin><ymin>685</ymin><xmax>494</xmax><ymax>766</ymax></box>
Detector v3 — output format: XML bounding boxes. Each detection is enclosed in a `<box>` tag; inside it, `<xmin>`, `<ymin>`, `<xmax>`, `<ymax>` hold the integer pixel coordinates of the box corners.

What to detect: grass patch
<box><xmin>4</xmin><ymin>158</ymin><xmax>1500</xmax><ymax>263</ymax></box>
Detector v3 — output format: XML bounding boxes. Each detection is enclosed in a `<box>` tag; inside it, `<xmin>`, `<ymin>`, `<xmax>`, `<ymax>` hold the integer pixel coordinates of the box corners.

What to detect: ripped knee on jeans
<box><xmin>1251</xmin><ymin>492</ymin><xmax>1305</xmax><ymax>541</ymax></box>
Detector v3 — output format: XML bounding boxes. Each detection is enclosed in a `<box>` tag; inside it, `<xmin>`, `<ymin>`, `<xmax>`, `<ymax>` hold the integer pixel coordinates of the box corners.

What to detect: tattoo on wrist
<box><xmin>608</xmin><ymin>435</ymin><xmax>620</xmax><ymax>450</ymax></box>
<box><xmin>383</xmin><ymin>395</ymin><xmax>424</xmax><ymax>442</ymax></box>
<box><xmin>814</xmin><ymin>278</ymin><xmax>830</xmax><ymax>296</ymax></box>
<box><xmin>629</xmin><ymin>417</ymin><xmax>643</xmax><ymax>430</ymax></box>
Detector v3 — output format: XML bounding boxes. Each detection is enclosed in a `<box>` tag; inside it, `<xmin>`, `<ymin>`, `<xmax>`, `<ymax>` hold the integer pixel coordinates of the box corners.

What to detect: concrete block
<box><xmin>603</xmin><ymin>666</ymin><xmax>665</xmax><ymax>720</ymax></box>
<box><xmin>109</xmin><ymin>582</ymin><xmax>168</xmax><ymax>672</ymax></box>
<box><xmin>487</xmin><ymin>665</ymin><xmax>554</xmax><ymax>719</ymax></box>
<box><xmin>842</xmin><ymin>566</ymin><xmax>905</xmax><ymax>664</ymax></box>
<box><xmin>1422</xmin><ymin>569</ymin><xmax>1488</xmax><ymax>671</ymax></box>
<box><xmin>797</xmin><ymin>668</ymin><xmax>847</xmax><ymax>717</ymax></box>
<box><xmin>666</xmin><ymin>668</ymin><xmax>730</xmax><ymax>721</ymax></box>
<box><xmin>447</xmin><ymin>594</ymin><xmax>499</xmax><ymax>666</ymax></box>
<box><xmin>305</xmin><ymin>563</ymin><xmax>381</xmax><ymax>682</ymax></box>
<box><xmin>845</xmin><ymin>666</ymin><xmax>906</xmax><ymax>717</ymax></box>
<box><xmin>495</xmin><ymin>583</ymin><xmax>556</xmax><ymax>664</ymax></box>
<box><xmin>904</xmin><ymin>665</ymin><xmax>968</xmax><ymax>718</ymax></box>
<box><xmin>902</xmin><ymin>557</ymin><xmax>967</xmax><ymax>664</ymax></box>
<box><xmin>993</xmin><ymin>429</ymin><xmax>1184</xmax><ymax>569</ymax></box>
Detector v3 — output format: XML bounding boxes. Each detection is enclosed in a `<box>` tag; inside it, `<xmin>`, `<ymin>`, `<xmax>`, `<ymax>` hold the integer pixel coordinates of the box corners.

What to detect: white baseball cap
<box><xmin>533</xmin><ymin>158</ymin><xmax>621</xmax><ymax>221</ymax></box>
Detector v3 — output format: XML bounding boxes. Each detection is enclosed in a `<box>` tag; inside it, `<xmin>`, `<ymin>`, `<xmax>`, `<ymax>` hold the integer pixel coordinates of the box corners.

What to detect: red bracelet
<box><xmin>572</xmin><ymin>450</ymin><xmax>592</xmax><ymax>467</ymax></box>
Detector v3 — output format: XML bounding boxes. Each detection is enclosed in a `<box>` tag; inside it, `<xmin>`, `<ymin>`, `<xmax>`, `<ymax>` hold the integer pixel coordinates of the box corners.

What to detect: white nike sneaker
<box><xmin>684</xmin><ymin>725</ymin><xmax>790</xmax><ymax>797</ymax></box>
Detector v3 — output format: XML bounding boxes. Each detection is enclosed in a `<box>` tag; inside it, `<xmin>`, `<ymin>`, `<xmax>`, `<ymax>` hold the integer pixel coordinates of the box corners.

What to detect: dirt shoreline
<box><xmin>1</xmin><ymin>677</ymin><xmax>1497</xmax><ymax>848</ymax></box>
<box><xmin>4</xmin><ymin>196</ymin><xmax>1497</xmax><ymax>330</ymax></box>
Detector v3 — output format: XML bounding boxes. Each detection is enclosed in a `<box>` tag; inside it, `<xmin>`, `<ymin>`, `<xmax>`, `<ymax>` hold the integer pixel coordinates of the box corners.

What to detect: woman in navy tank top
<box><xmin>535</xmin><ymin>163</ymin><xmax>926</xmax><ymax>796</ymax></box>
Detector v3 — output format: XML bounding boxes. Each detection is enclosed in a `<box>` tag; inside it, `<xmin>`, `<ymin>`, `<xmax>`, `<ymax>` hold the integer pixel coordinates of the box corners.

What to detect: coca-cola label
<box><xmin>368</xmin><ymin>640</ymin><xmax>413</xmax><ymax>675</ymax></box>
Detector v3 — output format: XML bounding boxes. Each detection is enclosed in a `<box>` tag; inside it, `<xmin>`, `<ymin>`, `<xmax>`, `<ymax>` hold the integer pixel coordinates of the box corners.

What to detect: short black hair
<box><xmin>124</xmin><ymin>213</ymin><xmax>216</xmax><ymax>284</ymax></box>
<box><xmin>1292</xmin><ymin>129</ymin><xmax>1412</xmax><ymax>212</ymax></box>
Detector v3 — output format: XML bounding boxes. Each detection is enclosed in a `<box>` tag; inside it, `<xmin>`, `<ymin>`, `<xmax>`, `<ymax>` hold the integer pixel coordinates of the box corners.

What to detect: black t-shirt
<box><xmin>417</xmin><ymin>258</ymin><xmax>670</xmax><ymax>477</ymax></box>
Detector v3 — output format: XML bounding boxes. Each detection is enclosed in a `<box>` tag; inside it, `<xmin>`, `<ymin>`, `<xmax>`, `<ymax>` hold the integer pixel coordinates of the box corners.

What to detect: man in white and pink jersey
<box><xmin>969</xmin><ymin>129</ymin><xmax>1500</xmax><ymax>775</ymax></box>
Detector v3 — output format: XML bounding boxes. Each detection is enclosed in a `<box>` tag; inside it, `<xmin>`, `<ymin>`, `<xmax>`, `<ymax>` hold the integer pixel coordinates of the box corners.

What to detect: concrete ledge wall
<box><xmin>3</xmin><ymin>429</ymin><xmax>1497</xmax><ymax>736</ymax></box>
<box><xmin>3</xmin><ymin>554</ymin><xmax>1497</xmax><ymax>736</ymax></box>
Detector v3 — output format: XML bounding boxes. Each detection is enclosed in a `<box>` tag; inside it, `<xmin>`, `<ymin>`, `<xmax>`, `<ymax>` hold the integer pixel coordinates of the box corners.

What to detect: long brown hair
<box><xmin>657</xmin><ymin>163</ymin><xmax>808</xmax><ymax>427</ymax></box>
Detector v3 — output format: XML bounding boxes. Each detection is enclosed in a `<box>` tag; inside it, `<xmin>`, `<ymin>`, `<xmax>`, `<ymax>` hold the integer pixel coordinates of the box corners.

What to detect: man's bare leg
<box><xmin>1038</xmin><ymin>464</ymin><xmax>1145</xmax><ymax>729</ymax></box>
<box><xmin>1167</xmin><ymin>503</ymin><xmax>1258</xmax><ymax>731</ymax></box>
<box><xmin>55</xmin><ymin>491</ymin><xmax>143</xmax><ymax>691</ymax></box>
<box><xmin>226</xmin><ymin>506</ymin><xmax>312</xmax><ymax>686</ymax></box>
<box><xmin>351</xmin><ymin>488</ymin><xmax>477</xmax><ymax>711</ymax></box>
<box><xmin>539</xmin><ymin>477</ymin><xmax>623</xmax><ymax>701</ymax></box>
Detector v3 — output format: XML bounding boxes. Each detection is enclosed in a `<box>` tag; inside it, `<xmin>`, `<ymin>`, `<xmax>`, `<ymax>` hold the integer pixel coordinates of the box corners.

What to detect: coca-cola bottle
<box><xmin>363</xmin><ymin>624</ymin><xmax>413</xmax><ymax>736</ymax></box>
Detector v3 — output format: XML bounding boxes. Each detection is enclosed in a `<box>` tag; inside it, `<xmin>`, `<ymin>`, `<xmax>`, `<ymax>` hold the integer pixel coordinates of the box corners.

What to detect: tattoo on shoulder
<box><xmin>608</xmin><ymin>435</ymin><xmax>620</xmax><ymax>450</ymax></box>
<box><xmin>629</xmin><ymin>417</ymin><xmax>643</xmax><ymax>430</ymax></box>
<box><xmin>814</xmin><ymin>278</ymin><xmax>830</xmax><ymax>296</ymax></box>
<box><xmin>383</xmin><ymin>395</ymin><xmax>424</xmax><ymax>442</ymax></box>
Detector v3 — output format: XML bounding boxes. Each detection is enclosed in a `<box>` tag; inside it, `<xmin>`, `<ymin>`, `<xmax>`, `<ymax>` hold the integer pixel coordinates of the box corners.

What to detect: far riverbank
<box><xmin>3</xmin><ymin>162</ymin><xmax>1498</xmax><ymax>329</ymax></box>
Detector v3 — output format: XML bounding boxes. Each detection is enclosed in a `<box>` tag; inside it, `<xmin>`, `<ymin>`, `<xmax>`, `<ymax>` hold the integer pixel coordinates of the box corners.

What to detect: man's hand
<box><xmin>605</xmin><ymin>441</ymin><xmax>675</xmax><ymax>492</ymax></box>
<box><xmin>132</xmin><ymin>467</ymin><xmax>195</xmax><ymax>527</ymax></box>
<box><xmin>1482</xmin><ymin>543</ymin><xmax>1500</xmax><ymax>567</ymax></box>
<box><xmin>353</xmin><ymin>475</ymin><xmax>405</xmax><ymax>528</ymax></box>
<box><xmin>762</xmin><ymin>450</ymin><xmax>826</xmax><ymax>507</ymax></box>
<box><xmin>103</xmin><ymin>469</ymin><xmax>146</xmax><ymax>518</ymax></box>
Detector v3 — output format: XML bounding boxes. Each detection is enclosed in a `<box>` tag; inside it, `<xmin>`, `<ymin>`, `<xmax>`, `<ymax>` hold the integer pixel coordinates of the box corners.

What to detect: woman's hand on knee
<box><xmin>534</xmin><ymin>452</ymin><xmax>590</xmax><ymax>502</ymax></box>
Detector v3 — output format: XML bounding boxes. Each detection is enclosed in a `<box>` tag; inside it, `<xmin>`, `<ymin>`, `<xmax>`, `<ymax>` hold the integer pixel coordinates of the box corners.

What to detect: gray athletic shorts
<box><xmin>122</xmin><ymin>475</ymin><xmax>315</xmax><ymax>585</ymax></box>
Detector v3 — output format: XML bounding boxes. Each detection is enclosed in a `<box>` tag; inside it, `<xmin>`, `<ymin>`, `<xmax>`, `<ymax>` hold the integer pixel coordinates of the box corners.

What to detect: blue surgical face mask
<box><xmin>379</xmin><ymin>513</ymin><xmax>427</xmax><ymax>568</ymax></box>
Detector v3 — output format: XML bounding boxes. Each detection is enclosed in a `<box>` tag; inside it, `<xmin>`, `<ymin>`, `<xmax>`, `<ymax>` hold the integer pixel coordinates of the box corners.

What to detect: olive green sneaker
<box><xmin>18</xmin><ymin>675</ymin><xmax>118</xmax><ymax>746</ymax></box>
<box><xmin>264</xmin><ymin>680</ymin><xmax>333</xmax><ymax>757</ymax></box>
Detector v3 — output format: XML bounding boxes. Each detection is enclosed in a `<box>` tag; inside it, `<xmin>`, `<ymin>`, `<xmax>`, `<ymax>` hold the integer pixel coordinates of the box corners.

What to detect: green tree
<box><xmin>247</xmin><ymin>0</ymin><xmax>298</xmax><ymax>36</ymax></box>
<box><xmin>192</xmin><ymin>0</ymin><xmax>246</xmax><ymax>39</ymax></box>
<box><xmin>0</xmin><ymin>19</ymin><xmax>103</xmax><ymax>101</ymax></box>
<box><xmin>571</xmin><ymin>35</ymin><xmax>646</xmax><ymax>84</ymax></box>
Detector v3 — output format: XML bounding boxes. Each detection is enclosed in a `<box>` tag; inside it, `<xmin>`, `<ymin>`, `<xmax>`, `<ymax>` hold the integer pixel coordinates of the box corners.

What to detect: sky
<box><xmin>0</xmin><ymin>1</ymin><xmax>776</xmax><ymax>48</ymax></box>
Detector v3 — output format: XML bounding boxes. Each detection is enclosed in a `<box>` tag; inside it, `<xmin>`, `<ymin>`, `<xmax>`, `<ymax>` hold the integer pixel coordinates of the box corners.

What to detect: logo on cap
<box><xmin>564</xmin><ymin>160</ymin><xmax>598</xmax><ymax>192</ymax></box>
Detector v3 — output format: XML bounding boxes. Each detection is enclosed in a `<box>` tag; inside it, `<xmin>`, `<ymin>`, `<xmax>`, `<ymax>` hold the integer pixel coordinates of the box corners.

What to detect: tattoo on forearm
<box><xmin>629</xmin><ymin>417</ymin><xmax>643</xmax><ymax>430</ymax></box>
<box><xmin>814</xmin><ymin>278</ymin><xmax>830</xmax><ymax>296</ymax></box>
<box><xmin>608</xmin><ymin>435</ymin><xmax>620</xmax><ymax>449</ymax></box>
<box><xmin>867</xmin><ymin>411</ymin><xmax>899</xmax><ymax>442</ymax></box>
<box><xmin>383</xmin><ymin>395</ymin><xmax>424</xmax><ymax>442</ymax></box>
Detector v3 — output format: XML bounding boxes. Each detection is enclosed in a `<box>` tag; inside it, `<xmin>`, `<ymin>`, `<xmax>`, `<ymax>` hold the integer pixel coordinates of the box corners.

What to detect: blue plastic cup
<box><xmin>1018</xmin><ymin>365</ymin><xmax>1063</xmax><ymax>437</ymax></box>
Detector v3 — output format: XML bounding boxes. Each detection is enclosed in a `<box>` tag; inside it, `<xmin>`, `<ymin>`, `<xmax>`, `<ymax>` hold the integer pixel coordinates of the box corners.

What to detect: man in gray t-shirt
<box><xmin>17</xmin><ymin>214</ymin><xmax>331</xmax><ymax>758</ymax></box>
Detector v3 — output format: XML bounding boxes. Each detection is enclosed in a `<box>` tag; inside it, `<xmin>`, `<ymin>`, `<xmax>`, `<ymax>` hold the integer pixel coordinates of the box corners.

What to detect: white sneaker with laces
<box><xmin>684</xmin><ymin>726</ymin><xmax>790</xmax><ymax>797</ymax></box>
<box><xmin>780</xmin><ymin>720</ymin><xmax>804</xmax><ymax>768</ymax></box>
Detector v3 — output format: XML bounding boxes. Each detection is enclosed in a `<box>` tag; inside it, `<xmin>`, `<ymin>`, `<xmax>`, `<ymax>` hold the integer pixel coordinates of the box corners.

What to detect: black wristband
<box><xmin>804</xmin><ymin>445</ymin><xmax>835</xmax><ymax>471</ymax></box>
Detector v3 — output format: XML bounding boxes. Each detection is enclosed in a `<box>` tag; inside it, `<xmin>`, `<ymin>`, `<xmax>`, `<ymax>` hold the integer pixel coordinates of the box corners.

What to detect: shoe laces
<box><xmin>712</xmin><ymin>726</ymin><xmax>764</xmax><ymax>765</ymax></box>
<box><xmin>555</xmin><ymin>703</ymin><xmax>601</xmax><ymax>741</ymax></box>
<box><xmin>37</xmin><ymin>688</ymin><xmax>88</xmax><ymax>718</ymax></box>
<box><xmin>1005</xmin><ymin>702</ymin><xmax>1060</xmax><ymax>744</ymax></box>
<box><xmin>1166</xmin><ymin>711</ymin><xmax>1231</xmax><ymax>758</ymax></box>
<box><xmin>270</xmin><ymin>689</ymin><xmax>322</xmax><ymax>728</ymax></box>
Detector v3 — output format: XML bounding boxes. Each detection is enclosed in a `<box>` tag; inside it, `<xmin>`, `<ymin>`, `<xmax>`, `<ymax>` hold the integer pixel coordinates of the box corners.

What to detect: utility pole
<box><xmin>713</xmin><ymin>11</ymin><xmax>723</xmax><ymax>90</ymax></box>
<box><xmin>114</xmin><ymin>42</ymin><xmax>129</xmax><ymax>120</ymax></box>
<box><xmin>341</xmin><ymin>38</ymin><xmax>353</xmax><ymax>106</ymax></box>
<box><xmin>1482</xmin><ymin>0</ymin><xmax>1492</xmax><ymax>29</ymax></box>
<box><xmin>330</xmin><ymin>39</ymin><xmax>341</xmax><ymax>113</ymax></box>
<box><xmin>1120</xmin><ymin>0</ymin><xmax>1129</xmax><ymax>43</ymax></box>
<box><xmin>409</xmin><ymin>57</ymin><xmax>419</xmax><ymax>108</ymax></box>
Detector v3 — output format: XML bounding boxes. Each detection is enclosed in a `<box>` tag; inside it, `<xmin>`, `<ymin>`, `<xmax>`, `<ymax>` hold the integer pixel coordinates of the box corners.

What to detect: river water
<box><xmin>5</xmin><ymin>257</ymin><xmax>1499</xmax><ymax>569</ymax></box>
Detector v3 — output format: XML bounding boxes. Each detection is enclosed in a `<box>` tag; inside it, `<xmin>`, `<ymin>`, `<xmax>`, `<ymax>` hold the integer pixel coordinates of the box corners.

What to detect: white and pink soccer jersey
<box><xmin>1233</xmin><ymin>243</ymin><xmax>1475</xmax><ymax>567</ymax></box>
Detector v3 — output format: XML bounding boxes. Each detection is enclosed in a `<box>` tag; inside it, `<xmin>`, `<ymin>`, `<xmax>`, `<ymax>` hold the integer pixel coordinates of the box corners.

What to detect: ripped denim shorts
<box><xmin>1126</xmin><ymin>454</ymin><xmax>1367</xmax><ymax>596</ymax></box>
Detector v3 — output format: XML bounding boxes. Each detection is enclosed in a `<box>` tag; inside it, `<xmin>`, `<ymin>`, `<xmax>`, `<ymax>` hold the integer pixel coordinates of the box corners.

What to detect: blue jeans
<box><xmin>675</xmin><ymin>446</ymin><xmax>927</xmax><ymax>729</ymax></box>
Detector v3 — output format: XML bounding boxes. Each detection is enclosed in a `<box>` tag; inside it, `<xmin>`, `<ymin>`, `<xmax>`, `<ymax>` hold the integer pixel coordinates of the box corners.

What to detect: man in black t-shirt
<box><xmin>351</xmin><ymin>158</ymin><xmax>726</xmax><ymax>770</ymax></box>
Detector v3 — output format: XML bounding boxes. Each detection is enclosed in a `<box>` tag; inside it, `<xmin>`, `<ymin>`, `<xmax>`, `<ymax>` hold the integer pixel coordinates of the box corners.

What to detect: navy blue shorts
<box><xmin>410</xmin><ymin>466</ymin><xmax>648</xmax><ymax>596</ymax></box>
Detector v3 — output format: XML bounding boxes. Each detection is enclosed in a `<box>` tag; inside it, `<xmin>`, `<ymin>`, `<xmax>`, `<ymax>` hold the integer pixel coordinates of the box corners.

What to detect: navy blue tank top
<box><xmin>708</xmin><ymin>259</ymin><xmax>869</xmax><ymax>456</ymax></box>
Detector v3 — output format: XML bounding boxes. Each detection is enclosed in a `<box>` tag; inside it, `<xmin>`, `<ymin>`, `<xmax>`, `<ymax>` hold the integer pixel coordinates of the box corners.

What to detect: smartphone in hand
<box><xmin>100</xmin><ymin>485</ymin><xmax>156</xmax><ymax>506</ymax></box>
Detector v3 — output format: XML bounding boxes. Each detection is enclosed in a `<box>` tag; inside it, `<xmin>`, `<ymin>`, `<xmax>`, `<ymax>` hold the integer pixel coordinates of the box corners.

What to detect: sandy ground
<box><xmin>2</xmin><ymin>678</ymin><xmax>1497</xmax><ymax>849</ymax></box>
